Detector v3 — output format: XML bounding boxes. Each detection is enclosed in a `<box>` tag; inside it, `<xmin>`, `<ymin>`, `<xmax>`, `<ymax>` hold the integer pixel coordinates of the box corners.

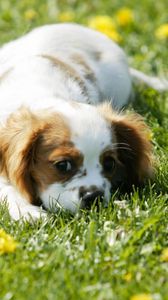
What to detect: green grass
<box><xmin>0</xmin><ymin>0</ymin><xmax>168</xmax><ymax>299</ymax></box>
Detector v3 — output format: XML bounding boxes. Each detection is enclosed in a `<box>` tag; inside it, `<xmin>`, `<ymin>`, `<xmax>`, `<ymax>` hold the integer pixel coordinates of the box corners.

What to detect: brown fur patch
<box><xmin>90</xmin><ymin>51</ymin><xmax>102</xmax><ymax>61</ymax></box>
<box><xmin>71</xmin><ymin>53</ymin><xmax>97</xmax><ymax>84</ymax></box>
<box><xmin>0</xmin><ymin>68</ymin><xmax>13</xmax><ymax>84</ymax></box>
<box><xmin>0</xmin><ymin>107</ymin><xmax>82</xmax><ymax>204</ymax></box>
<box><xmin>98</xmin><ymin>103</ymin><xmax>154</xmax><ymax>188</ymax></box>
<box><xmin>31</xmin><ymin>141</ymin><xmax>83</xmax><ymax>191</ymax></box>
<box><xmin>41</xmin><ymin>54</ymin><xmax>89</xmax><ymax>98</ymax></box>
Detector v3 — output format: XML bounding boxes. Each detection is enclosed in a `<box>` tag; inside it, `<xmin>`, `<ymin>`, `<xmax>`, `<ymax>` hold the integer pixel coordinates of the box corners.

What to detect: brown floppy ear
<box><xmin>0</xmin><ymin>107</ymin><xmax>46</xmax><ymax>204</ymax></box>
<box><xmin>98</xmin><ymin>103</ymin><xmax>154</xmax><ymax>189</ymax></box>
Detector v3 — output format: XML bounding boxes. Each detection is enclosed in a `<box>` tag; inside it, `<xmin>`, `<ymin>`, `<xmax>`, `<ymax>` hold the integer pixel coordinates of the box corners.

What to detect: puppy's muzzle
<box><xmin>79</xmin><ymin>188</ymin><xmax>104</xmax><ymax>210</ymax></box>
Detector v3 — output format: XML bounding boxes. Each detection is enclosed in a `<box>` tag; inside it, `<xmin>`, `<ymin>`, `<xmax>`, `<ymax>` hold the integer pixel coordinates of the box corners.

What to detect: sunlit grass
<box><xmin>0</xmin><ymin>0</ymin><xmax>168</xmax><ymax>299</ymax></box>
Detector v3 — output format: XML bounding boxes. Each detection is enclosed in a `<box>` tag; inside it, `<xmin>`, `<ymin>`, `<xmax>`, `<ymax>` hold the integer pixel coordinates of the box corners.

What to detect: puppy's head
<box><xmin>0</xmin><ymin>103</ymin><xmax>153</xmax><ymax>213</ymax></box>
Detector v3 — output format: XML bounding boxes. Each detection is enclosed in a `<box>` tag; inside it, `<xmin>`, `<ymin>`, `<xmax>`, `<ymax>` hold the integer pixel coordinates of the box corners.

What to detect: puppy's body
<box><xmin>0</xmin><ymin>24</ymin><xmax>167</xmax><ymax>220</ymax></box>
<box><xmin>0</xmin><ymin>23</ymin><xmax>132</xmax><ymax>116</ymax></box>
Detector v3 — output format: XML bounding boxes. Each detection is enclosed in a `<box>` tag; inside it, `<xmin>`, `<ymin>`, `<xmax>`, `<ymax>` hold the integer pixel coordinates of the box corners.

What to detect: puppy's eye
<box><xmin>54</xmin><ymin>160</ymin><xmax>73</xmax><ymax>173</ymax></box>
<box><xmin>103</xmin><ymin>156</ymin><xmax>116</xmax><ymax>173</ymax></box>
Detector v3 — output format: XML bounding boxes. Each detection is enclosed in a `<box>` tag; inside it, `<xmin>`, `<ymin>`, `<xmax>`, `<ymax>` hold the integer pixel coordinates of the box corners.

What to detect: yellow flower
<box><xmin>88</xmin><ymin>15</ymin><xmax>122</xmax><ymax>42</ymax></box>
<box><xmin>116</xmin><ymin>8</ymin><xmax>134</xmax><ymax>26</ymax></box>
<box><xmin>0</xmin><ymin>229</ymin><xmax>18</xmax><ymax>255</ymax></box>
<box><xmin>102</xmin><ymin>28</ymin><xmax>122</xmax><ymax>42</ymax></box>
<box><xmin>58</xmin><ymin>11</ymin><xmax>75</xmax><ymax>22</ymax></box>
<box><xmin>160</xmin><ymin>248</ymin><xmax>168</xmax><ymax>262</ymax></box>
<box><xmin>89</xmin><ymin>15</ymin><xmax>116</xmax><ymax>31</ymax></box>
<box><xmin>145</xmin><ymin>130</ymin><xmax>153</xmax><ymax>141</ymax></box>
<box><xmin>24</xmin><ymin>9</ymin><xmax>37</xmax><ymax>21</ymax></box>
<box><xmin>124</xmin><ymin>272</ymin><xmax>132</xmax><ymax>282</ymax></box>
<box><xmin>155</xmin><ymin>24</ymin><xmax>168</xmax><ymax>40</ymax></box>
<box><xmin>130</xmin><ymin>294</ymin><xmax>153</xmax><ymax>300</ymax></box>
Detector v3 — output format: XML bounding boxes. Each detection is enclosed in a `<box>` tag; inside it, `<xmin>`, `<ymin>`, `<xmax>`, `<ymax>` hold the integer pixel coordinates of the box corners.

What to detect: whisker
<box><xmin>112</xmin><ymin>146</ymin><xmax>132</xmax><ymax>151</ymax></box>
<box><xmin>112</xmin><ymin>142</ymin><xmax>130</xmax><ymax>147</ymax></box>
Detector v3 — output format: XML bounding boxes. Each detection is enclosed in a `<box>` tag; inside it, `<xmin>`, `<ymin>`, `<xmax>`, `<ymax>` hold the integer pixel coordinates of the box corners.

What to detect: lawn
<box><xmin>0</xmin><ymin>0</ymin><xmax>168</xmax><ymax>300</ymax></box>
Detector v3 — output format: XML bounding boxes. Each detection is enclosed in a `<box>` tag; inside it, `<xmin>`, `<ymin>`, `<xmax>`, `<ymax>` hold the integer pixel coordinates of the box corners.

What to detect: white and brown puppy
<box><xmin>0</xmin><ymin>23</ymin><xmax>167</xmax><ymax>220</ymax></box>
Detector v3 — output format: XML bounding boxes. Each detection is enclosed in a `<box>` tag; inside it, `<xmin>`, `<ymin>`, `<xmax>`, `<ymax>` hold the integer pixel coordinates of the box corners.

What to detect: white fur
<box><xmin>0</xmin><ymin>24</ymin><xmax>167</xmax><ymax>220</ymax></box>
<box><xmin>0</xmin><ymin>177</ymin><xmax>46</xmax><ymax>221</ymax></box>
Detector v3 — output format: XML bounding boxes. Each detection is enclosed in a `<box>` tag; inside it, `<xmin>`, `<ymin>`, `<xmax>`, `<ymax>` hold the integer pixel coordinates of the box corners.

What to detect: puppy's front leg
<box><xmin>0</xmin><ymin>180</ymin><xmax>46</xmax><ymax>221</ymax></box>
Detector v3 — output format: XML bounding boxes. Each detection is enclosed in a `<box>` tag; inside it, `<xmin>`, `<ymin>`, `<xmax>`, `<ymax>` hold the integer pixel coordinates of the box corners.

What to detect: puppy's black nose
<box><xmin>79</xmin><ymin>188</ymin><xmax>104</xmax><ymax>209</ymax></box>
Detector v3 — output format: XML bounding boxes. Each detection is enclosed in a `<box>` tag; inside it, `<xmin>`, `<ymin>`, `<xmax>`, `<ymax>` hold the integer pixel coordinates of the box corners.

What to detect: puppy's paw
<box><xmin>18</xmin><ymin>205</ymin><xmax>47</xmax><ymax>222</ymax></box>
<box><xmin>0</xmin><ymin>184</ymin><xmax>47</xmax><ymax>221</ymax></box>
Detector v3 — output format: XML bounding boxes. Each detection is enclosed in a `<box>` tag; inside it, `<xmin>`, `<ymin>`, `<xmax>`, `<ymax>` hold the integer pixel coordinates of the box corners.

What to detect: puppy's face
<box><xmin>0</xmin><ymin>103</ymin><xmax>153</xmax><ymax>214</ymax></box>
<box><xmin>36</xmin><ymin>105</ymin><xmax>116</xmax><ymax>213</ymax></box>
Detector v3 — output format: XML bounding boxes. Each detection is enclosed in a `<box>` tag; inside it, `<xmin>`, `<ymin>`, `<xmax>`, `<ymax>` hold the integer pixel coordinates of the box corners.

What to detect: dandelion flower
<box><xmin>89</xmin><ymin>15</ymin><xmax>116</xmax><ymax>31</ymax></box>
<box><xmin>155</xmin><ymin>24</ymin><xmax>168</xmax><ymax>40</ymax></box>
<box><xmin>24</xmin><ymin>9</ymin><xmax>37</xmax><ymax>21</ymax></box>
<box><xmin>58</xmin><ymin>11</ymin><xmax>75</xmax><ymax>22</ymax></box>
<box><xmin>0</xmin><ymin>229</ymin><xmax>18</xmax><ymax>255</ymax></box>
<box><xmin>130</xmin><ymin>293</ymin><xmax>153</xmax><ymax>300</ymax></box>
<box><xmin>102</xmin><ymin>28</ymin><xmax>122</xmax><ymax>42</ymax></box>
<box><xmin>124</xmin><ymin>272</ymin><xmax>132</xmax><ymax>282</ymax></box>
<box><xmin>116</xmin><ymin>8</ymin><xmax>134</xmax><ymax>26</ymax></box>
<box><xmin>145</xmin><ymin>130</ymin><xmax>153</xmax><ymax>141</ymax></box>
<box><xmin>88</xmin><ymin>15</ymin><xmax>122</xmax><ymax>42</ymax></box>
<box><xmin>160</xmin><ymin>248</ymin><xmax>168</xmax><ymax>262</ymax></box>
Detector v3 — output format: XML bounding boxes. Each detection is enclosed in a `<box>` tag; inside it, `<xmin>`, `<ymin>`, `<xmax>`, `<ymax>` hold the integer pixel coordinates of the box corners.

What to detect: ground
<box><xmin>0</xmin><ymin>0</ymin><xmax>168</xmax><ymax>299</ymax></box>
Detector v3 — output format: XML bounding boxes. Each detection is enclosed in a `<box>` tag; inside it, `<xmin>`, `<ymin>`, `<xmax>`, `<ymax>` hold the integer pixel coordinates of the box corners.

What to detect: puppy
<box><xmin>0</xmin><ymin>23</ymin><xmax>167</xmax><ymax>220</ymax></box>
